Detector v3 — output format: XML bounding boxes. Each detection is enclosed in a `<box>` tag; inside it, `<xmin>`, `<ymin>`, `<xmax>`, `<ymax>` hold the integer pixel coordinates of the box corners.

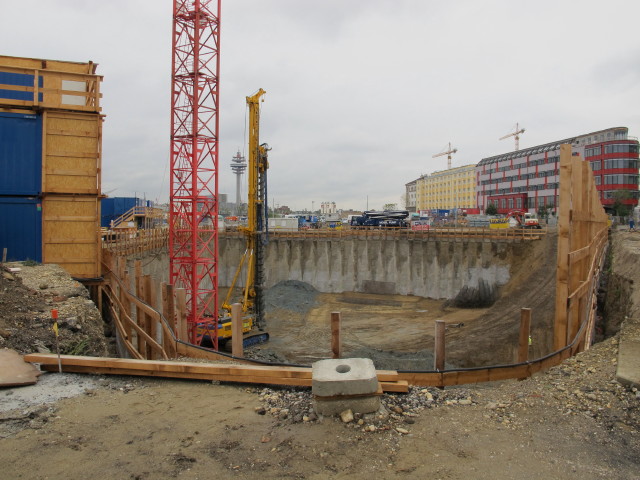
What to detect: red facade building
<box><xmin>476</xmin><ymin>127</ymin><xmax>639</xmax><ymax>215</ymax></box>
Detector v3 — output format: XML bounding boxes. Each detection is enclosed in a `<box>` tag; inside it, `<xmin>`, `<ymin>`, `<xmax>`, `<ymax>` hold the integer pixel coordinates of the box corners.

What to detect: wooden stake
<box><xmin>331</xmin><ymin>312</ymin><xmax>341</xmax><ymax>359</ymax></box>
<box><xmin>134</xmin><ymin>260</ymin><xmax>144</xmax><ymax>355</ymax></box>
<box><xmin>518</xmin><ymin>308</ymin><xmax>531</xmax><ymax>365</ymax></box>
<box><xmin>231</xmin><ymin>303</ymin><xmax>243</xmax><ymax>357</ymax></box>
<box><xmin>2</xmin><ymin>247</ymin><xmax>7</xmax><ymax>263</ymax></box>
<box><xmin>554</xmin><ymin>144</ymin><xmax>572</xmax><ymax>350</ymax></box>
<box><xmin>434</xmin><ymin>320</ymin><xmax>445</xmax><ymax>371</ymax></box>
<box><xmin>144</xmin><ymin>275</ymin><xmax>156</xmax><ymax>359</ymax></box>
<box><xmin>175</xmin><ymin>288</ymin><xmax>188</xmax><ymax>342</ymax></box>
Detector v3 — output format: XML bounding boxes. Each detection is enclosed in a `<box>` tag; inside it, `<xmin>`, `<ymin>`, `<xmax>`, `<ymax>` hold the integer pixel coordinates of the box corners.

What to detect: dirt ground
<box><xmin>0</xmin><ymin>231</ymin><xmax>639</xmax><ymax>479</ymax></box>
<box><xmin>0</xmin><ymin>337</ymin><xmax>638</xmax><ymax>480</ymax></box>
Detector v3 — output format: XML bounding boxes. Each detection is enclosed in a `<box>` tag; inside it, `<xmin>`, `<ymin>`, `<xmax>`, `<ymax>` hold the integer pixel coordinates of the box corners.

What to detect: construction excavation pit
<box><xmin>226</xmin><ymin>231</ymin><xmax>558</xmax><ymax>371</ymax></box>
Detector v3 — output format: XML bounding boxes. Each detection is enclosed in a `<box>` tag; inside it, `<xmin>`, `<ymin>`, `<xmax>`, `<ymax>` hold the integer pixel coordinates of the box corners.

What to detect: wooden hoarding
<box><xmin>42</xmin><ymin>195</ymin><xmax>100</xmax><ymax>278</ymax></box>
<box><xmin>42</xmin><ymin>111</ymin><xmax>102</xmax><ymax>195</ymax></box>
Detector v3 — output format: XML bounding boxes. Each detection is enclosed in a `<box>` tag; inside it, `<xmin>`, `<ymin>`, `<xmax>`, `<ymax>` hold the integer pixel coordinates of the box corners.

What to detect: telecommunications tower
<box><xmin>231</xmin><ymin>150</ymin><xmax>247</xmax><ymax>216</ymax></box>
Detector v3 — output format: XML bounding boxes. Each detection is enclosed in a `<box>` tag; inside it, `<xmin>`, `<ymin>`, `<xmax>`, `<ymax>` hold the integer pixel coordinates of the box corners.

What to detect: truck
<box><xmin>350</xmin><ymin>210</ymin><xmax>410</xmax><ymax>228</ymax></box>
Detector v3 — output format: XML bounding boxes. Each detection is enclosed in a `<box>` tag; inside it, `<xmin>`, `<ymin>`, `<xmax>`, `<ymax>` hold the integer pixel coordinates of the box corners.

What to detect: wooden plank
<box><xmin>134</xmin><ymin>261</ymin><xmax>144</xmax><ymax>355</ymax></box>
<box><xmin>380</xmin><ymin>380</ymin><xmax>409</xmax><ymax>393</ymax></box>
<box><xmin>568</xmin><ymin>245</ymin><xmax>591</xmax><ymax>264</ymax></box>
<box><xmin>231</xmin><ymin>303</ymin><xmax>243</xmax><ymax>357</ymax></box>
<box><xmin>518</xmin><ymin>308</ymin><xmax>531</xmax><ymax>366</ymax></box>
<box><xmin>331</xmin><ymin>311</ymin><xmax>341</xmax><ymax>359</ymax></box>
<box><xmin>25</xmin><ymin>354</ymin><xmax>409</xmax><ymax>392</ymax></box>
<box><xmin>554</xmin><ymin>144</ymin><xmax>572</xmax><ymax>350</ymax></box>
<box><xmin>37</xmin><ymin>364</ymin><xmax>314</xmax><ymax>387</ymax></box>
<box><xmin>41</xmin><ymin>194</ymin><xmax>99</xmax><ymax>278</ymax></box>
<box><xmin>434</xmin><ymin>320</ymin><xmax>445</xmax><ymax>370</ymax></box>
<box><xmin>42</xmin><ymin>112</ymin><xmax>101</xmax><ymax>194</ymax></box>
<box><xmin>567</xmin><ymin>155</ymin><xmax>584</xmax><ymax>346</ymax></box>
<box><xmin>176</xmin><ymin>288</ymin><xmax>188</xmax><ymax>342</ymax></box>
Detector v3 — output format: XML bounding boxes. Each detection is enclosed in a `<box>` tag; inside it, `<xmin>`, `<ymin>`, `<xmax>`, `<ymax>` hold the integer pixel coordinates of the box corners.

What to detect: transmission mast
<box><xmin>231</xmin><ymin>150</ymin><xmax>247</xmax><ymax>216</ymax></box>
<box><xmin>170</xmin><ymin>0</ymin><xmax>221</xmax><ymax>348</ymax></box>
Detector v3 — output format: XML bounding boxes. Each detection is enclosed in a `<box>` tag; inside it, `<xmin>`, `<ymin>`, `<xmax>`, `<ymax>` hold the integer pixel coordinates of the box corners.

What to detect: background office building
<box><xmin>476</xmin><ymin>127</ymin><xmax>639</xmax><ymax>214</ymax></box>
<box><xmin>416</xmin><ymin>164</ymin><xmax>477</xmax><ymax>212</ymax></box>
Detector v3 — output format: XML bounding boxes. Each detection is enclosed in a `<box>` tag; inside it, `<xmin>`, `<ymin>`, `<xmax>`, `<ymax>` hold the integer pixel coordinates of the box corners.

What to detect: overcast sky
<box><xmin>2</xmin><ymin>1</ymin><xmax>639</xmax><ymax>212</ymax></box>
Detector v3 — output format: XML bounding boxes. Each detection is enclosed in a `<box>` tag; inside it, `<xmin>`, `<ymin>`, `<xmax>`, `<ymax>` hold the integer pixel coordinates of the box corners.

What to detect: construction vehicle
<box><xmin>198</xmin><ymin>89</ymin><xmax>270</xmax><ymax>349</ymax></box>
<box><xmin>507</xmin><ymin>210</ymin><xmax>541</xmax><ymax>229</ymax></box>
<box><xmin>350</xmin><ymin>210</ymin><xmax>410</xmax><ymax>228</ymax></box>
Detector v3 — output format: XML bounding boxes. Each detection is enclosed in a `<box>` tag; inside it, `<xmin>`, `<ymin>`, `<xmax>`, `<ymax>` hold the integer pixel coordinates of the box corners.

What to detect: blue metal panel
<box><xmin>100</xmin><ymin>197</ymin><xmax>141</xmax><ymax>228</ymax></box>
<box><xmin>0</xmin><ymin>112</ymin><xmax>42</xmax><ymax>195</ymax></box>
<box><xmin>100</xmin><ymin>198</ymin><xmax>114</xmax><ymax>228</ymax></box>
<box><xmin>0</xmin><ymin>196</ymin><xmax>42</xmax><ymax>262</ymax></box>
<box><xmin>0</xmin><ymin>72</ymin><xmax>43</xmax><ymax>102</ymax></box>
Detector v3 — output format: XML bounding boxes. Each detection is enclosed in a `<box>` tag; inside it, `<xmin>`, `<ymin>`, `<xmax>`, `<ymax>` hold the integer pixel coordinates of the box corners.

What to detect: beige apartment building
<box><xmin>416</xmin><ymin>164</ymin><xmax>476</xmax><ymax>212</ymax></box>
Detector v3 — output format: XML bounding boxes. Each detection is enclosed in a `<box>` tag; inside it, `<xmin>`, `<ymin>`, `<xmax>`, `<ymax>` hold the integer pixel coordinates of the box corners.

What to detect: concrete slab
<box><xmin>616</xmin><ymin>320</ymin><xmax>640</xmax><ymax>389</ymax></box>
<box><xmin>312</xmin><ymin>358</ymin><xmax>378</xmax><ymax>397</ymax></box>
<box><xmin>313</xmin><ymin>395</ymin><xmax>380</xmax><ymax>416</ymax></box>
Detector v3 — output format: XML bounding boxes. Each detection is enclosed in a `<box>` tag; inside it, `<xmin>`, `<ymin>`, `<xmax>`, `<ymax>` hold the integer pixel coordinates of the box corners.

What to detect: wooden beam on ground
<box><xmin>23</xmin><ymin>354</ymin><xmax>406</xmax><ymax>392</ymax></box>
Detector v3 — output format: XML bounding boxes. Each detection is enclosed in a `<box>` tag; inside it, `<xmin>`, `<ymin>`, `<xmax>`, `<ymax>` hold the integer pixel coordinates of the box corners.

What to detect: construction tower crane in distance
<box><xmin>432</xmin><ymin>142</ymin><xmax>458</xmax><ymax>170</ymax></box>
<box><xmin>499</xmin><ymin>123</ymin><xmax>525</xmax><ymax>151</ymax></box>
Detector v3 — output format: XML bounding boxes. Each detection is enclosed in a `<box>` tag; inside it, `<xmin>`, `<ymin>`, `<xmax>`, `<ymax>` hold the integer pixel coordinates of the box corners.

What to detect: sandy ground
<box><xmin>256</xmin><ymin>291</ymin><xmax>488</xmax><ymax>370</ymax></box>
<box><xmin>0</xmin><ymin>334</ymin><xmax>638</xmax><ymax>480</ymax></box>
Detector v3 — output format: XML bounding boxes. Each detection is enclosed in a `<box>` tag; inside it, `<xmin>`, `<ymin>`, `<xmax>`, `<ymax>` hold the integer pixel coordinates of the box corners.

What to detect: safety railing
<box><xmin>0</xmin><ymin>65</ymin><xmax>102</xmax><ymax>112</ymax></box>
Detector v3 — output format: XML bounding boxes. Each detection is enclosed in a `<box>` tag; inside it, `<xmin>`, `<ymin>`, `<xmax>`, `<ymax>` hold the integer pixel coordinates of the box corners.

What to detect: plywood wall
<box><xmin>42</xmin><ymin>111</ymin><xmax>102</xmax><ymax>195</ymax></box>
<box><xmin>42</xmin><ymin>195</ymin><xmax>100</xmax><ymax>278</ymax></box>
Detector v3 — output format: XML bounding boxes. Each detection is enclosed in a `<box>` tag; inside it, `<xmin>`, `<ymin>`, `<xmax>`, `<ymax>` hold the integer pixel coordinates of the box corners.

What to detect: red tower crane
<box><xmin>169</xmin><ymin>0</ymin><xmax>221</xmax><ymax>348</ymax></box>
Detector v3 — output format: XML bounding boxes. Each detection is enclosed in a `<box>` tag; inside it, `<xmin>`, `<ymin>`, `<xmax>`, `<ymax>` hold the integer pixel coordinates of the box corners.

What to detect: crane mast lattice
<box><xmin>169</xmin><ymin>0</ymin><xmax>221</xmax><ymax>348</ymax></box>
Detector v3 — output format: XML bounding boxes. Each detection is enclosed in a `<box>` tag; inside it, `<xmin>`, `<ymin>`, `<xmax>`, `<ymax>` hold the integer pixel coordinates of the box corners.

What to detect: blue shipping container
<box><xmin>0</xmin><ymin>112</ymin><xmax>43</xmax><ymax>195</ymax></box>
<box><xmin>0</xmin><ymin>196</ymin><xmax>42</xmax><ymax>262</ymax></box>
<box><xmin>0</xmin><ymin>72</ymin><xmax>43</xmax><ymax>102</ymax></box>
<box><xmin>100</xmin><ymin>196</ymin><xmax>141</xmax><ymax>228</ymax></box>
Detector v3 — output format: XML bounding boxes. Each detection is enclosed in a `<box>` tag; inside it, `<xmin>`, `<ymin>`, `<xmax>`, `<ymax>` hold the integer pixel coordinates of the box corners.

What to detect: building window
<box><xmin>590</xmin><ymin>160</ymin><xmax>601</xmax><ymax>171</ymax></box>
<box><xmin>585</xmin><ymin>146</ymin><xmax>601</xmax><ymax>157</ymax></box>
<box><xmin>604</xmin><ymin>174</ymin><xmax>639</xmax><ymax>185</ymax></box>
<box><xmin>604</xmin><ymin>159</ymin><xmax>639</xmax><ymax>170</ymax></box>
<box><xmin>516</xmin><ymin>198</ymin><xmax>522</xmax><ymax>209</ymax></box>
<box><xmin>604</xmin><ymin>144</ymin><xmax>639</xmax><ymax>154</ymax></box>
<box><xmin>508</xmin><ymin>198</ymin><xmax>514</xmax><ymax>209</ymax></box>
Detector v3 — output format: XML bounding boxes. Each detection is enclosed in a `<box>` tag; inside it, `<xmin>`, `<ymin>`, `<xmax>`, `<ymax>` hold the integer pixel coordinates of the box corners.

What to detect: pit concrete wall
<box><xmin>219</xmin><ymin>236</ymin><xmax>517</xmax><ymax>299</ymax></box>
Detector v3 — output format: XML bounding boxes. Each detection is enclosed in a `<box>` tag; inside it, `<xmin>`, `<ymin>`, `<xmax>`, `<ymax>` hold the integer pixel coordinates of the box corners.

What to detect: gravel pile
<box><xmin>253</xmin><ymin>384</ymin><xmax>476</xmax><ymax>432</ymax></box>
<box><xmin>252</xmin><ymin>334</ymin><xmax>640</xmax><ymax>437</ymax></box>
<box><xmin>264</xmin><ymin>280</ymin><xmax>319</xmax><ymax>314</ymax></box>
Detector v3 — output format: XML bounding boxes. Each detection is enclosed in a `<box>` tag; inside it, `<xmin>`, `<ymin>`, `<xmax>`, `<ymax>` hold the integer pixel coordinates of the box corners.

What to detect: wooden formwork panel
<box><xmin>42</xmin><ymin>195</ymin><xmax>100</xmax><ymax>278</ymax></box>
<box><xmin>0</xmin><ymin>55</ymin><xmax>96</xmax><ymax>74</ymax></box>
<box><xmin>0</xmin><ymin>55</ymin><xmax>101</xmax><ymax>113</ymax></box>
<box><xmin>42</xmin><ymin>111</ymin><xmax>102</xmax><ymax>194</ymax></box>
